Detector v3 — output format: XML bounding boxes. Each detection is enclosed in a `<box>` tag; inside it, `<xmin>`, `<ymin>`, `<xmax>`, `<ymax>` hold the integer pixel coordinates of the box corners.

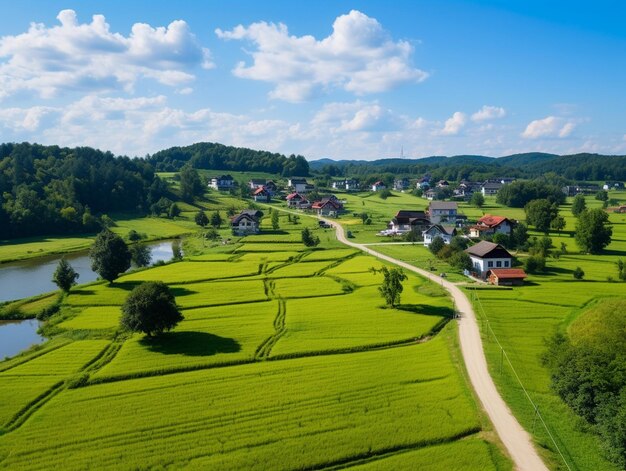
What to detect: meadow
<box><xmin>0</xmin><ymin>207</ymin><xmax>511</xmax><ymax>470</ymax></box>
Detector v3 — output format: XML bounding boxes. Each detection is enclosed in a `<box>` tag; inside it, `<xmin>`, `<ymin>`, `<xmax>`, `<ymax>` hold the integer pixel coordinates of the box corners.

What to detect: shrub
<box><xmin>524</xmin><ymin>255</ymin><xmax>546</xmax><ymax>273</ymax></box>
<box><xmin>573</xmin><ymin>267</ymin><xmax>585</xmax><ymax>280</ymax></box>
<box><xmin>429</xmin><ymin>236</ymin><xmax>445</xmax><ymax>255</ymax></box>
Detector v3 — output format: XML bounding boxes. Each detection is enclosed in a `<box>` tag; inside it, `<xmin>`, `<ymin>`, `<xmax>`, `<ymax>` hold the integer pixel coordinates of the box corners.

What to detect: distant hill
<box><xmin>309</xmin><ymin>152</ymin><xmax>626</xmax><ymax>181</ymax></box>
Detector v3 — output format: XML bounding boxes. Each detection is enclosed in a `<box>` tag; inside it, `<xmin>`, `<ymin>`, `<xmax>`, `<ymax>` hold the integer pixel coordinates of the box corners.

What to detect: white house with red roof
<box><xmin>371</xmin><ymin>180</ymin><xmax>386</xmax><ymax>192</ymax></box>
<box><xmin>311</xmin><ymin>198</ymin><xmax>343</xmax><ymax>217</ymax></box>
<box><xmin>286</xmin><ymin>192</ymin><xmax>310</xmax><ymax>209</ymax></box>
<box><xmin>465</xmin><ymin>241</ymin><xmax>513</xmax><ymax>277</ymax></box>
<box><xmin>253</xmin><ymin>187</ymin><xmax>271</xmax><ymax>202</ymax></box>
<box><xmin>469</xmin><ymin>215</ymin><xmax>515</xmax><ymax>238</ymax></box>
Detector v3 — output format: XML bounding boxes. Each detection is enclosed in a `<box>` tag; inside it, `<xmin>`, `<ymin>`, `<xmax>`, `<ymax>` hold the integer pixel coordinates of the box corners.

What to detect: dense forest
<box><xmin>312</xmin><ymin>152</ymin><xmax>626</xmax><ymax>182</ymax></box>
<box><xmin>0</xmin><ymin>143</ymin><xmax>168</xmax><ymax>239</ymax></box>
<box><xmin>148</xmin><ymin>142</ymin><xmax>310</xmax><ymax>176</ymax></box>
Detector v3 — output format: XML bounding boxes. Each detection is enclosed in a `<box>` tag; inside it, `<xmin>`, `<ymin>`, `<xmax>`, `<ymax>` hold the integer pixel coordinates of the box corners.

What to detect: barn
<box><xmin>487</xmin><ymin>268</ymin><xmax>527</xmax><ymax>286</ymax></box>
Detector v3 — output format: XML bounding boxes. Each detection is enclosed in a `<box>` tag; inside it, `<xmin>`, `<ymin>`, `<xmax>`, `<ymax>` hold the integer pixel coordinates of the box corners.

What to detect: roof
<box><xmin>373</xmin><ymin>180</ymin><xmax>385</xmax><ymax>186</ymax></box>
<box><xmin>429</xmin><ymin>201</ymin><xmax>458</xmax><ymax>210</ymax></box>
<box><xmin>465</xmin><ymin>241</ymin><xmax>512</xmax><ymax>259</ymax></box>
<box><xmin>482</xmin><ymin>182</ymin><xmax>503</xmax><ymax>189</ymax></box>
<box><xmin>290</xmin><ymin>178</ymin><xmax>308</xmax><ymax>184</ymax></box>
<box><xmin>253</xmin><ymin>187</ymin><xmax>269</xmax><ymax>195</ymax></box>
<box><xmin>488</xmin><ymin>268</ymin><xmax>527</xmax><ymax>279</ymax></box>
<box><xmin>476</xmin><ymin>215</ymin><xmax>510</xmax><ymax>228</ymax></box>
<box><xmin>312</xmin><ymin>199</ymin><xmax>341</xmax><ymax>209</ymax></box>
<box><xmin>395</xmin><ymin>210</ymin><xmax>427</xmax><ymax>219</ymax></box>
<box><xmin>286</xmin><ymin>192</ymin><xmax>303</xmax><ymax>200</ymax></box>
<box><xmin>424</xmin><ymin>224</ymin><xmax>456</xmax><ymax>236</ymax></box>
<box><xmin>231</xmin><ymin>213</ymin><xmax>259</xmax><ymax>225</ymax></box>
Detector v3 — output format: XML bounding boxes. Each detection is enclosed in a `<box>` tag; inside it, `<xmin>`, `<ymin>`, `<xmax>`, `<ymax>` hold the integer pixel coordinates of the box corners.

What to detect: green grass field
<box><xmin>0</xmin><ymin>210</ymin><xmax>510</xmax><ymax>470</ymax></box>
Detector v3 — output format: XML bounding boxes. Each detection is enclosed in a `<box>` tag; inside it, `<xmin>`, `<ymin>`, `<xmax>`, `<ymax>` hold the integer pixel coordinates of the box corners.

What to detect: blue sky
<box><xmin>0</xmin><ymin>1</ymin><xmax>625</xmax><ymax>160</ymax></box>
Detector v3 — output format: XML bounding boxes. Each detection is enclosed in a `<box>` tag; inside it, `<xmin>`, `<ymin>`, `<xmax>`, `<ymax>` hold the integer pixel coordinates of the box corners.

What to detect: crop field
<box><xmin>0</xmin><ymin>210</ymin><xmax>510</xmax><ymax>470</ymax></box>
<box><xmin>0</xmin><ymin>334</ymin><xmax>505</xmax><ymax>471</ymax></box>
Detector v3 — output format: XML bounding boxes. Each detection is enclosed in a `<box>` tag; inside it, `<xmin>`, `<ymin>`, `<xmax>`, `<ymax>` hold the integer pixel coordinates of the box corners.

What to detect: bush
<box><xmin>449</xmin><ymin>251</ymin><xmax>472</xmax><ymax>271</ymax></box>
<box><xmin>379</xmin><ymin>189</ymin><xmax>392</xmax><ymax>199</ymax></box>
<box><xmin>301</xmin><ymin>227</ymin><xmax>320</xmax><ymax>247</ymax></box>
<box><xmin>429</xmin><ymin>236</ymin><xmax>445</xmax><ymax>255</ymax></box>
<box><xmin>524</xmin><ymin>255</ymin><xmax>546</xmax><ymax>273</ymax></box>
<box><xmin>573</xmin><ymin>267</ymin><xmax>585</xmax><ymax>280</ymax></box>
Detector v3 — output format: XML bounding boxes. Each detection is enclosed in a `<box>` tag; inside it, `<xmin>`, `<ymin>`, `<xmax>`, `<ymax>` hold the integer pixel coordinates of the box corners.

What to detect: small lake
<box><xmin>0</xmin><ymin>240</ymin><xmax>175</xmax><ymax>303</ymax></box>
<box><xmin>0</xmin><ymin>319</ymin><xmax>44</xmax><ymax>360</ymax></box>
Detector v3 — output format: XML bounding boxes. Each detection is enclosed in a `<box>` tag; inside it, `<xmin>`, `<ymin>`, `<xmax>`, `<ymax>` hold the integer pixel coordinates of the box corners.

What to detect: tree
<box><xmin>171</xmin><ymin>239</ymin><xmax>183</xmax><ymax>261</ymax></box>
<box><xmin>575</xmin><ymin>209</ymin><xmax>613</xmax><ymax>254</ymax></box>
<box><xmin>617</xmin><ymin>259</ymin><xmax>626</xmax><ymax>281</ymax></box>
<box><xmin>210</xmin><ymin>211</ymin><xmax>223</xmax><ymax>229</ymax></box>
<box><xmin>470</xmin><ymin>192</ymin><xmax>485</xmax><ymax>208</ymax></box>
<box><xmin>376</xmin><ymin>267</ymin><xmax>407</xmax><ymax>307</ymax></box>
<box><xmin>52</xmin><ymin>258</ymin><xmax>79</xmax><ymax>292</ymax></box>
<box><xmin>551</xmin><ymin>215</ymin><xmax>566</xmax><ymax>233</ymax></box>
<box><xmin>271</xmin><ymin>210</ymin><xmax>280</xmax><ymax>230</ymax></box>
<box><xmin>89</xmin><ymin>229</ymin><xmax>131</xmax><ymax>283</ymax></box>
<box><xmin>120</xmin><ymin>282</ymin><xmax>183</xmax><ymax>337</ymax></box>
<box><xmin>595</xmin><ymin>190</ymin><xmax>609</xmax><ymax>202</ymax></box>
<box><xmin>195</xmin><ymin>210</ymin><xmax>209</xmax><ymax>227</ymax></box>
<box><xmin>571</xmin><ymin>194</ymin><xmax>586</xmax><ymax>217</ymax></box>
<box><xmin>524</xmin><ymin>255</ymin><xmax>546</xmax><ymax>273</ymax></box>
<box><xmin>525</xmin><ymin>199</ymin><xmax>558</xmax><ymax>233</ymax></box>
<box><xmin>573</xmin><ymin>267</ymin><xmax>585</xmax><ymax>280</ymax></box>
<box><xmin>168</xmin><ymin>203</ymin><xmax>181</xmax><ymax>219</ymax></box>
<box><xmin>301</xmin><ymin>227</ymin><xmax>320</xmax><ymax>247</ymax></box>
<box><xmin>511</xmin><ymin>222</ymin><xmax>529</xmax><ymax>249</ymax></box>
<box><xmin>449</xmin><ymin>251</ymin><xmax>472</xmax><ymax>271</ymax></box>
<box><xmin>429</xmin><ymin>236</ymin><xmax>445</xmax><ymax>255</ymax></box>
<box><xmin>379</xmin><ymin>189</ymin><xmax>392</xmax><ymax>199</ymax></box>
<box><xmin>529</xmin><ymin>236</ymin><xmax>552</xmax><ymax>258</ymax></box>
<box><xmin>130</xmin><ymin>243</ymin><xmax>152</xmax><ymax>267</ymax></box>
<box><xmin>179</xmin><ymin>166</ymin><xmax>204</xmax><ymax>202</ymax></box>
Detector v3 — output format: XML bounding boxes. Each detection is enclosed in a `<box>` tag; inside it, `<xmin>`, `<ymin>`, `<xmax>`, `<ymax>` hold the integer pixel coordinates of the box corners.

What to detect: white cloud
<box><xmin>471</xmin><ymin>105</ymin><xmax>506</xmax><ymax>122</ymax></box>
<box><xmin>521</xmin><ymin>116</ymin><xmax>576</xmax><ymax>139</ymax></box>
<box><xmin>0</xmin><ymin>9</ymin><xmax>212</xmax><ymax>99</ymax></box>
<box><xmin>440</xmin><ymin>112</ymin><xmax>467</xmax><ymax>135</ymax></box>
<box><xmin>216</xmin><ymin>10</ymin><xmax>427</xmax><ymax>102</ymax></box>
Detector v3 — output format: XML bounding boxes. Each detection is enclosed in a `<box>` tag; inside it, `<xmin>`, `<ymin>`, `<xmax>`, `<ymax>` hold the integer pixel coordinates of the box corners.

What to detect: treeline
<box><xmin>313</xmin><ymin>152</ymin><xmax>626</xmax><ymax>182</ymax></box>
<box><xmin>0</xmin><ymin>143</ymin><xmax>169</xmax><ymax>239</ymax></box>
<box><xmin>543</xmin><ymin>299</ymin><xmax>626</xmax><ymax>468</ymax></box>
<box><xmin>148</xmin><ymin>142</ymin><xmax>309</xmax><ymax>177</ymax></box>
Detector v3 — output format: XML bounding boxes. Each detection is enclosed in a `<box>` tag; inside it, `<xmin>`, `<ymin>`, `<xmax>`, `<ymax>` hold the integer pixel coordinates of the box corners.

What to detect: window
<box><xmin>488</xmin><ymin>261</ymin><xmax>493</xmax><ymax>268</ymax></box>
<box><xmin>496</xmin><ymin>261</ymin><xmax>502</xmax><ymax>267</ymax></box>
<box><xmin>504</xmin><ymin>260</ymin><xmax>509</xmax><ymax>267</ymax></box>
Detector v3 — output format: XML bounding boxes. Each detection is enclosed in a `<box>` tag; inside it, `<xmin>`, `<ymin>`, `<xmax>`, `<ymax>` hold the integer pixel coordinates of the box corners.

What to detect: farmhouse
<box><xmin>253</xmin><ymin>187</ymin><xmax>271</xmax><ymax>202</ymax></box>
<box><xmin>311</xmin><ymin>198</ymin><xmax>343</xmax><ymax>217</ymax></box>
<box><xmin>231</xmin><ymin>210</ymin><xmax>263</xmax><ymax>235</ymax></box>
<box><xmin>436</xmin><ymin>180</ymin><xmax>450</xmax><ymax>188</ymax></box>
<box><xmin>428</xmin><ymin>201</ymin><xmax>458</xmax><ymax>224</ymax></box>
<box><xmin>248</xmin><ymin>179</ymin><xmax>266</xmax><ymax>190</ymax></box>
<box><xmin>209</xmin><ymin>175</ymin><xmax>235</xmax><ymax>191</ymax></box>
<box><xmin>422</xmin><ymin>224</ymin><xmax>457</xmax><ymax>247</ymax></box>
<box><xmin>389</xmin><ymin>210</ymin><xmax>430</xmax><ymax>233</ymax></box>
<box><xmin>288</xmin><ymin>178</ymin><xmax>312</xmax><ymax>193</ymax></box>
<box><xmin>487</xmin><ymin>268</ymin><xmax>527</xmax><ymax>286</ymax></box>
<box><xmin>469</xmin><ymin>215</ymin><xmax>515</xmax><ymax>238</ymax></box>
<box><xmin>465</xmin><ymin>241</ymin><xmax>513</xmax><ymax>278</ymax></box>
<box><xmin>393</xmin><ymin>178</ymin><xmax>410</xmax><ymax>191</ymax></box>
<box><xmin>481</xmin><ymin>181</ymin><xmax>503</xmax><ymax>196</ymax></box>
<box><xmin>416</xmin><ymin>178</ymin><xmax>430</xmax><ymax>190</ymax></box>
<box><xmin>264</xmin><ymin>180</ymin><xmax>277</xmax><ymax>194</ymax></box>
<box><xmin>286</xmin><ymin>192</ymin><xmax>311</xmax><ymax>209</ymax></box>
<box><xmin>371</xmin><ymin>180</ymin><xmax>386</xmax><ymax>192</ymax></box>
<box><xmin>332</xmin><ymin>179</ymin><xmax>360</xmax><ymax>191</ymax></box>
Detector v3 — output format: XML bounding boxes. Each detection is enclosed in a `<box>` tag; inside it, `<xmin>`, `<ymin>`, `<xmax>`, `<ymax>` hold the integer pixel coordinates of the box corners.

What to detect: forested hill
<box><xmin>311</xmin><ymin>152</ymin><xmax>626</xmax><ymax>181</ymax></box>
<box><xmin>0</xmin><ymin>143</ymin><xmax>168</xmax><ymax>239</ymax></box>
<box><xmin>148</xmin><ymin>142</ymin><xmax>309</xmax><ymax>177</ymax></box>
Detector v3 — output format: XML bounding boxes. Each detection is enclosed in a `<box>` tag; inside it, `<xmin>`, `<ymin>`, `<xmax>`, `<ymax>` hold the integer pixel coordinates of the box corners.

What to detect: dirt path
<box><xmin>327</xmin><ymin>220</ymin><xmax>548</xmax><ymax>471</ymax></box>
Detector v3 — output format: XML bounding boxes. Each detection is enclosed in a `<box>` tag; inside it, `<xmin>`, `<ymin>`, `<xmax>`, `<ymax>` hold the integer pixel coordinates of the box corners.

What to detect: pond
<box><xmin>0</xmin><ymin>240</ymin><xmax>175</xmax><ymax>303</ymax></box>
<box><xmin>0</xmin><ymin>319</ymin><xmax>44</xmax><ymax>360</ymax></box>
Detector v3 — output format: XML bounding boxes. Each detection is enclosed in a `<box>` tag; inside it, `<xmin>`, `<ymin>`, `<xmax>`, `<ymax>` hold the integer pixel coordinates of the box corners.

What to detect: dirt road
<box><xmin>328</xmin><ymin>220</ymin><xmax>548</xmax><ymax>471</ymax></box>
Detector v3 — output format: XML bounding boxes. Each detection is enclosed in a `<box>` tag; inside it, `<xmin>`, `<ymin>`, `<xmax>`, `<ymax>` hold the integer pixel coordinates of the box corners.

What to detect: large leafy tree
<box><xmin>179</xmin><ymin>166</ymin><xmax>204</xmax><ymax>202</ymax></box>
<box><xmin>575</xmin><ymin>209</ymin><xmax>612</xmax><ymax>254</ymax></box>
<box><xmin>375</xmin><ymin>267</ymin><xmax>407</xmax><ymax>307</ymax></box>
<box><xmin>194</xmin><ymin>209</ymin><xmax>208</xmax><ymax>227</ymax></box>
<box><xmin>52</xmin><ymin>258</ymin><xmax>79</xmax><ymax>292</ymax></box>
<box><xmin>130</xmin><ymin>243</ymin><xmax>152</xmax><ymax>267</ymax></box>
<box><xmin>120</xmin><ymin>282</ymin><xmax>183</xmax><ymax>337</ymax></box>
<box><xmin>89</xmin><ymin>229</ymin><xmax>131</xmax><ymax>283</ymax></box>
<box><xmin>525</xmin><ymin>199</ymin><xmax>558</xmax><ymax>233</ymax></box>
<box><xmin>301</xmin><ymin>227</ymin><xmax>320</xmax><ymax>247</ymax></box>
<box><xmin>571</xmin><ymin>194</ymin><xmax>587</xmax><ymax>217</ymax></box>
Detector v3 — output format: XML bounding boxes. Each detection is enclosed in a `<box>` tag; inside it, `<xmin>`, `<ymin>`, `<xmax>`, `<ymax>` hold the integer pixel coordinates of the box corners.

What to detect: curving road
<box><xmin>326</xmin><ymin>220</ymin><xmax>548</xmax><ymax>471</ymax></box>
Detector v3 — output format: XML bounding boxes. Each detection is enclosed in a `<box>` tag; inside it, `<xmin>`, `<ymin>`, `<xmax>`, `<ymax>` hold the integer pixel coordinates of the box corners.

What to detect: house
<box><xmin>416</xmin><ymin>178</ymin><xmax>430</xmax><ymax>190</ymax></box>
<box><xmin>248</xmin><ymin>179</ymin><xmax>266</xmax><ymax>190</ymax></box>
<box><xmin>332</xmin><ymin>179</ymin><xmax>360</xmax><ymax>191</ymax></box>
<box><xmin>454</xmin><ymin>181</ymin><xmax>479</xmax><ymax>200</ymax></box>
<box><xmin>424</xmin><ymin>189</ymin><xmax>438</xmax><ymax>200</ymax></box>
<box><xmin>465</xmin><ymin>241</ymin><xmax>513</xmax><ymax>278</ymax></box>
<box><xmin>209</xmin><ymin>175</ymin><xmax>235</xmax><ymax>191</ymax></box>
<box><xmin>428</xmin><ymin>201</ymin><xmax>458</xmax><ymax>224</ymax></box>
<box><xmin>264</xmin><ymin>180</ymin><xmax>278</xmax><ymax>194</ymax></box>
<box><xmin>311</xmin><ymin>198</ymin><xmax>343</xmax><ymax>217</ymax></box>
<box><xmin>422</xmin><ymin>224</ymin><xmax>457</xmax><ymax>247</ymax></box>
<box><xmin>393</xmin><ymin>178</ymin><xmax>410</xmax><ymax>191</ymax></box>
<box><xmin>436</xmin><ymin>180</ymin><xmax>450</xmax><ymax>188</ymax></box>
<box><xmin>487</xmin><ymin>268</ymin><xmax>527</xmax><ymax>286</ymax></box>
<box><xmin>372</xmin><ymin>180</ymin><xmax>386</xmax><ymax>192</ymax></box>
<box><xmin>562</xmin><ymin>184</ymin><xmax>601</xmax><ymax>197</ymax></box>
<box><xmin>253</xmin><ymin>187</ymin><xmax>271</xmax><ymax>202</ymax></box>
<box><xmin>286</xmin><ymin>192</ymin><xmax>310</xmax><ymax>209</ymax></box>
<box><xmin>231</xmin><ymin>210</ymin><xmax>263</xmax><ymax>235</ymax></box>
<box><xmin>288</xmin><ymin>178</ymin><xmax>310</xmax><ymax>193</ymax></box>
<box><xmin>389</xmin><ymin>210</ymin><xmax>430</xmax><ymax>233</ymax></box>
<box><xmin>469</xmin><ymin>215</ymin><xmax>515</xmax><ymax>238</ymax></box>
<box><xmin>481</xmin><ymin>182</ymin><xmax>503</xmax><ymax>196</ymax></box>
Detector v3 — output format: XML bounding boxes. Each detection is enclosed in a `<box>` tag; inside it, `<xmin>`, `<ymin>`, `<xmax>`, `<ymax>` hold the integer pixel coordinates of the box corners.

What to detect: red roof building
<box><xmin>487</xmin><ymin>268</ymin><xmax>527</xmax><ymax>286</ymax></box>
<box><xmin>470</xmin><ymin>214</ymin><xmax>515</xmax><ymax>238</ymax></box>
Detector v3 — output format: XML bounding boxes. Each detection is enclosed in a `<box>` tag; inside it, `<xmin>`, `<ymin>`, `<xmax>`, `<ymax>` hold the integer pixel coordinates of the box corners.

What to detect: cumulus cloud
<box><xmin>216</xmin><ymin>10</ymin><xmax>427</xmax><ymax>102</ymax></box>
<box><xmin>522</xmin><ymin>116</ymin><xmax>576</xmax><ymax>139</ymax></box>
<box><xmin>471</xmin><ymin>105</ymin><xmax>506</xmax><ymax>122</ymax></box>
<box><xmin>0</xmin><ymin>9</ymin><xmax>212</xmax><ymax>99</ymax></box>
<box><xmin>440</xmin><ymin>112</ymin><xmax>467</xmax><ymax>135</ymax></box>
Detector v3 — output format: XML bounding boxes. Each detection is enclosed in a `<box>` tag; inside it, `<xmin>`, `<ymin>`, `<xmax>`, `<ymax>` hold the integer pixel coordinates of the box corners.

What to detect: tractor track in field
<box><xmin>323</xmin><ymin>217</ymin><xmax>549</xmax><ymax>471</ymax></box>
